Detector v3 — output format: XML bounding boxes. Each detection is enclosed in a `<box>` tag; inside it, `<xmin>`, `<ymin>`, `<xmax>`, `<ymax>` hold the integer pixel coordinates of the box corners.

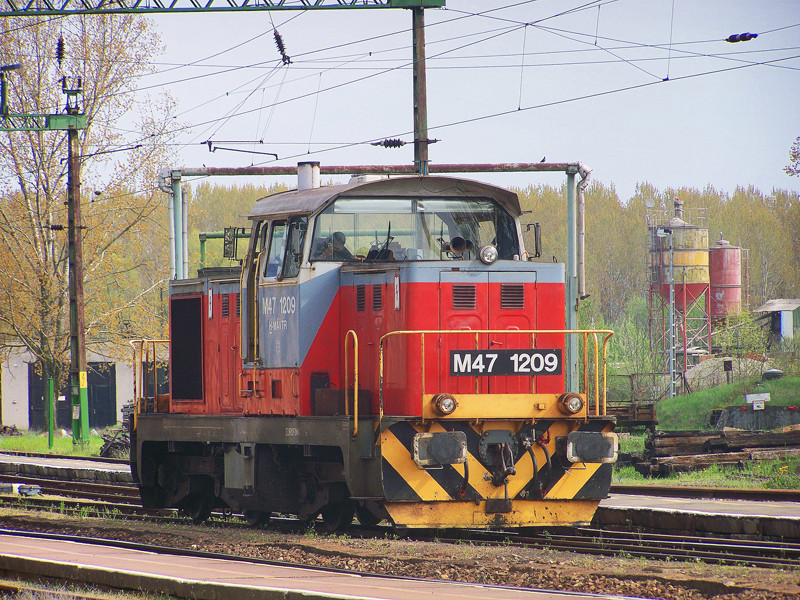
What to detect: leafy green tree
<box><xmin>0</xmin><ymin>16</ymin><xmax>174</xmax><ymax>418</ymax></box>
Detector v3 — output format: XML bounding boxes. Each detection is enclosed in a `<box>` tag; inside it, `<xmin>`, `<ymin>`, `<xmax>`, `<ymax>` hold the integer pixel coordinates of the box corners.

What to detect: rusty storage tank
<box><xmin>709</xmin><ymin>234</ymin><xmax>742</xmax><ymax>321</ymax></box>
<box><xmin>648</xmin><ymin>198</ymin><xmax>709</xmax><ymax>311</ymax></box>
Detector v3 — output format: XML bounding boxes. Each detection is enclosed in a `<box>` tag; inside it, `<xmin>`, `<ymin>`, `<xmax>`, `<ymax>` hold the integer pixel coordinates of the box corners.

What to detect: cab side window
<box><xmin>283</xmin><ymin>217</ymin><xmax>307</xmax><ymax>278</ymax></box>
<box><xmin>264</xmin><ymin>221</ymin><xmax>287</xmax><ymax>279</ymax></box>
<box><xmin>262</xmin><ymin>217</ymin><xmax>307</xmax><ymax>280</ymax></box>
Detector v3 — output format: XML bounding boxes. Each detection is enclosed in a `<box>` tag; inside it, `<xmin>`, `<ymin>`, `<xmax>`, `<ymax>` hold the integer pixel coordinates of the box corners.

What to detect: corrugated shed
<box><xmin>753</xmin><ymin>299</ymin><xmax>800</xmax><ymax>313</ymax></box>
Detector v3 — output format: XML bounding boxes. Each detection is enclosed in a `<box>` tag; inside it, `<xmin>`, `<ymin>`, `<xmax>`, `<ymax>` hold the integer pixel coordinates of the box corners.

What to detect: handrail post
<box><xmin>602</xmin><ymin>333</ymin><xmax>613</xmax><ymax>416</ymax></box>
<box><xmin>345</xmin><ymin>330</ymin><xmax>359</xmax><ymax>437</ymax></box>
<box><xmin>582</xmin><ymin>332</ymin><xmax>589</xmax><ymax>400</ymax></box>
<box><xmin>474</xmin><ymin>331</ymin><xmax>479</xmax><ymax>394</ymax></box>
<box><xmin>420</xmin><ymin>332</ymin><xmax>426</xmax><ymax>397</ymax></box>
<box><xmin>144</xmin><ymin>342</ymin><xmax>150</xmax><ymax>408</ymax></box>
<box><xmin>592</xmin><ymin>332</ymin><xmax>600</xmax><ymax>416</ymax></box>
<box><xmin>150</xmin><ymin>341</ymin><xmax>157</xmax><ymax>410</ymax></box>
<box><xmin>378</xmin><ymin>339</ymin><xmax>385</xmax><ymax>424</ymax></box>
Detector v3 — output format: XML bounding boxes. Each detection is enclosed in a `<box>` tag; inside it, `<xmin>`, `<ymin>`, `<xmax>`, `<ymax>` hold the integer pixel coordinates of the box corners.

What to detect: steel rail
<box><xmin>429</xmin><ymin>528</ymin><xmax>800</xmax><ymax>569</ymax></box>
<box><xmin>515</xmin><ymin>530</ymin><xmax>800</xmax><ymax>569</ymax></box>
<box><xmin>0</xmin><ymin>474</ymin><xmax>140</xmax><ymax>503</ymax></box>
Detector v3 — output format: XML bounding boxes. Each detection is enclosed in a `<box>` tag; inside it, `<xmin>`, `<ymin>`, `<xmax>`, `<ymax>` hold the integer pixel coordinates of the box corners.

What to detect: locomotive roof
<box><xmin>248</xmin><ymin>175</ymin><xmax>521</xmax><ymax>220</ymax></box>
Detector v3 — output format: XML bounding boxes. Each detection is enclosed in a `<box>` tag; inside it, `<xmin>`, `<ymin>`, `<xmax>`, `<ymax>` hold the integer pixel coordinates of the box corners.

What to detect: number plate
<box><xmin>449</xmin><ymin>349</ymin><xmax>562</xmax><ymax>376</ymax></box>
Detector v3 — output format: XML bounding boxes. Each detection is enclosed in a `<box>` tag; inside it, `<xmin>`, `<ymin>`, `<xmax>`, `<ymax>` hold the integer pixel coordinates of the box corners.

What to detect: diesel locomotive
<box><xmin>130</xmin><ymin>165</ymin><xmax>617</xmax><ymax>531</ymax></box>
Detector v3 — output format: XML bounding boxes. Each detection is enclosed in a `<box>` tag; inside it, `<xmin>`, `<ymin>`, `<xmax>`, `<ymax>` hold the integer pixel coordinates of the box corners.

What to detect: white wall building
<box><xmin>1</xmin><ymin>346</ymin><xmax>134</xmax><ymax>431</ymax></box>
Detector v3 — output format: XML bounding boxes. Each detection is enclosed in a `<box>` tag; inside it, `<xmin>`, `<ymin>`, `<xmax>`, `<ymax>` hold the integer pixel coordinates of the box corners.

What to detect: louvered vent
<box><xmin>221</xmin><ymin>293</ymin><xmax>230</xmax><ymax>318</ymax></box>
<box><xmin>501</xmin><ymin>284</ymin><xmax>525</xmax><ymax>309</ymax></box>
<box><xmin>235</xmin><ymin>293</ymin><xmax>241</xmax><ymax>317</ymax></box>
<box><xmin>373</xmin><ymin>284</ymin><xmax>382</xmax><ymax>311</ymax></box>
<box><xmin>452</xmin><ymin>285</ymin><xmax>477</xmax><ymax>310</ymax></box>
<box><xmin>356</xmin><ymin>285</ymin><xmax>366</xmax><ymax>311</ymax></box>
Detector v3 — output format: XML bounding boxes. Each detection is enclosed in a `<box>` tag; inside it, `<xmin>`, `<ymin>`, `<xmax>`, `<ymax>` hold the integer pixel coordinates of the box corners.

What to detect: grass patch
<box><xmin>617</xmin><ymin>432</ymin><xmax>646</xmax><ymax>454</ymax></box>
<box><xmin>614</xmin><ymin>458</ymin><xmax>800</xmax><ymax>489</ymax></box>
<box><xmin>0</xmin><ymin>431</ymin><xmax>105</xmax><ymax>456</ymax></box>
<box><xmin>655</xmin><ymin>376</ymin><xmax>800</xmax><ymax>430</ymax></box>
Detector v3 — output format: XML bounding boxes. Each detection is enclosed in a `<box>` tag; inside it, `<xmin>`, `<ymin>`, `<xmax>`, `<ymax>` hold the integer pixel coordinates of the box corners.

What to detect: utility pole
<box><xmin>412</xmin><ymin>7</ymin><xmax>429</xmax><ymax>175</ymax></box>
<box><xmin>64</xmin><ymin>77</ymin><xmax>90</xmax><ymax>443</ymax></box>
<box><xmin>1</xmin><ymin>65</ymin><xmax>88</xmax><ymax>442</ymax></box>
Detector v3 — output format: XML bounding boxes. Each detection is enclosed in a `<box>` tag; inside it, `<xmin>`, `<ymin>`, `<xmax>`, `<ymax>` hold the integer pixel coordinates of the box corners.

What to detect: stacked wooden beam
<box><xmin>634</xmin><ymin>425</ymin><xmax>800</xmax><ymax>476</ymax></box>
<box><xmin>99</xmin><ymin>428</ymin><xmax>130</xmax><ymax>458</ymax></box>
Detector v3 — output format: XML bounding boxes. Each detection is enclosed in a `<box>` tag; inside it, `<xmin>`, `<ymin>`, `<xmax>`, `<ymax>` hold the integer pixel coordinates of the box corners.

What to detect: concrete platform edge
<box><xmin>0</xmin><ymin>462</ymin><xmax>134</xmax><ymax>485</ymax></box>
<box><xmin>596</xmin><ymin>506</ymin><xmax>800</xmax><ymax>540</ymax></box>
<box><xmin>0</xmin><ymin>554</ymin><xmax>366</xmax><ymax>600</ymax></box>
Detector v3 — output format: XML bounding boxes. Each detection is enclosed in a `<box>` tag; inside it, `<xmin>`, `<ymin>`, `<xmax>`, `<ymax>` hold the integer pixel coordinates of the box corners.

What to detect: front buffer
<box><xmin>379</xmin><ymin>416</ymin><xmax>617</xmax><ymax>529</ymax></box>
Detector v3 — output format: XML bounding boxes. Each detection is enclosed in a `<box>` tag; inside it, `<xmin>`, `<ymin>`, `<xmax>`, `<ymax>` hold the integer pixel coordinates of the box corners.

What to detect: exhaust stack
<box><xmin>298</xmin><ymin>161</ymin><xmax>320</xmax><ymax>190</ymax></box>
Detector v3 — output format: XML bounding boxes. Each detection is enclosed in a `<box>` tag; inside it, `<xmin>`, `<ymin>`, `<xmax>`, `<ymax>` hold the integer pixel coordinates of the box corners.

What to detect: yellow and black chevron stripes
<box><xmin>380</xmin><ymin>418</ymin><xmax>614</xmax><ymax>504</ymax></box>
<box><xmin>383</xmin><ymin>499</ymin><xmax>602</xmax><ymax>529</ymax></box>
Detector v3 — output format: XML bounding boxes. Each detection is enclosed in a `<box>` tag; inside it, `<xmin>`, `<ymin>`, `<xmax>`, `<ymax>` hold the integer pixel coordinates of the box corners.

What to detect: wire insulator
<box><xmin>371</xmin><ymin>138</ymin><xmax>406</xmax><ymax>148</ymax></box>
<box><xmin>725</xmin><ymin>32</ymin><xmax>758</xmax><ymax>43</ymax></box>
<box><xmin>273</xmin><ymin>29</ymin><xmax>291</xmax><ymax>65</ymax></box>
<box><xmin>56</xmin><ymin>37</ymin><xmax>65</xmax><ymax>66</ymax></box>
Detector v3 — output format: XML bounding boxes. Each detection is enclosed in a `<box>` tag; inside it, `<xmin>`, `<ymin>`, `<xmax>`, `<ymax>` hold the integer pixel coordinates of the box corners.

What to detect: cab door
<box><xmin>240</xmin><ymin>221</ymin><xmax>264</xmax><ymax>365</ymax></box>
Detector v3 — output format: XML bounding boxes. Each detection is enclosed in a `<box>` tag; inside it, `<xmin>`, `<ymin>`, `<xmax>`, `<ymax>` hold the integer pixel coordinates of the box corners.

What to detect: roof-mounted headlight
<box><xmin>478</xmin><ymin>245</ymin><xmax>498</xmax><ymax>265</ymax></box>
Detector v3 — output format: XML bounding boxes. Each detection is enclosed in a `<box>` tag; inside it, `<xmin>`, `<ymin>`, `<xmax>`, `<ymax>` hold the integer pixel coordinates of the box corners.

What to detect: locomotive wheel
<box><xmin>244</xmin><ymin>511</ymin><xmax>271</xmax><ymax>527</ymax></box>
<box><xmin>355</xmin><ymin>504</ymin><xmax>381</xmax><ymax>527</ymax></box>
<box><xmin>184</xmin><ymin>492</ymin><xmax>214</xmax><ymax>524</ymax></box>
<box><xmin>320</xmin><ymin>500</ymin><xmax>355</xmax><ymax>533</ymax></box>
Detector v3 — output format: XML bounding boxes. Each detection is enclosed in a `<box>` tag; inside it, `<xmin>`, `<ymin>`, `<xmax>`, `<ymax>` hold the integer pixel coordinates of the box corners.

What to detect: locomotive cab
<box><xmin>132</xmin><ymin>172</ymin><xmax>617</xmax><ymax>530</ymax></box>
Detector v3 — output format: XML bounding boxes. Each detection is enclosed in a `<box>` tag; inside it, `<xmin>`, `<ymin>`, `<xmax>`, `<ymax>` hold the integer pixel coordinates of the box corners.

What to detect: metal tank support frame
<box><xmin>156</xmin><ymin>161</ymin><xmax>592</xmax><ymax>393</ymax></box>
<box><xmin>647</xmin><ymin>200</ymin><xmax>712</xmax><ymax>395</ymax></box>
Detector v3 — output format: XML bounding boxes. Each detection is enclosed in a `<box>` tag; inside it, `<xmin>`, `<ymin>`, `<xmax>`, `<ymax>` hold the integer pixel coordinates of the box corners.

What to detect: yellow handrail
<box><xmin>344</xmin><ymin>330</ymin><xmax>359</xmax><ymax>436</ymax></box>
<box><xmin>129</xmin><ymin>339</ymin><xmax>169</xmax><ymax>429</ymax></box>
<box><xmin>378</xmin><ymin>329</ymin><xmax>614</xmax><ymax>417</ymax></box>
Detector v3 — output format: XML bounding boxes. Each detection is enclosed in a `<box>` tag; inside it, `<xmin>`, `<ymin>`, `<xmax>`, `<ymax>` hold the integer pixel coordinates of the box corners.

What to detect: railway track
<box><xmin>2</xmin><ymin>487</ymin><xmax>799</xmax><ymax>569</ymax></box>
<box><xmin>4</xmin><ymin>451</ymin><xmax>797</xmax><ymax>503</ymax></box>
<box><xmin>0</xmin><ymin>473</ymin><xmax>139</xmax><ymax>503</ymax></box>
<box><xmin>512</xmin><ymin>528</ymin><xmax>800</xmax><ymax>569</ymax></box>
<box><xmin>1</xmin><ymin>452</ymin><xmax>799</xmax><ymax>568</ymax></box>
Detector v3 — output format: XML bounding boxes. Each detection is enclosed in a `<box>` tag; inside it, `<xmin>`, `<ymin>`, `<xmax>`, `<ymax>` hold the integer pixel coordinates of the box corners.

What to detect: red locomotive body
<box><xmin>131</xmin><ymin>172</ymin><xmax>616</xmax><ymax>530</ymax></box>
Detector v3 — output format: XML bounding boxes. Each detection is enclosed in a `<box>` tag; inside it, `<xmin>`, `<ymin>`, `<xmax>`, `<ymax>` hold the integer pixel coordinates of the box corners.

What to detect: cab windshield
<box><xmin>310</xmin><ymin>197</ymin><xmax>518</xmax><ymax>261</ymax></box>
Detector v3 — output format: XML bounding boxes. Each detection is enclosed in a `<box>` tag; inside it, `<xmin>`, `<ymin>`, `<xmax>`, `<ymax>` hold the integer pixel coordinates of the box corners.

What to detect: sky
<box><xmin>138</xmin><ymin>0</ymin><xmax>800</xmax><ymax>201</ymax></box>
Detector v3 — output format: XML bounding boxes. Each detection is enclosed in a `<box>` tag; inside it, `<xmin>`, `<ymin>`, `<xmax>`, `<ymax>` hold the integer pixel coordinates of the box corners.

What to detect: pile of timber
<box><xmin>634</xmin><ymin>425</ymin><xmax>800</xmax><ymax>476</ymax></box>
<box><xmin>98</xmin><ymin>428</ymin><xmax>130</xmax><ymax>459</ymax></box>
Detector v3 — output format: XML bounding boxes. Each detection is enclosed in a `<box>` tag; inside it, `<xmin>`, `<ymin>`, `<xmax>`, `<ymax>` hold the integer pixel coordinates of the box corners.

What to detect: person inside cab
<box><xmin>313</xmin><ymin>231</ymin><xmax>353</xmax><ymax>261</ymax></box>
